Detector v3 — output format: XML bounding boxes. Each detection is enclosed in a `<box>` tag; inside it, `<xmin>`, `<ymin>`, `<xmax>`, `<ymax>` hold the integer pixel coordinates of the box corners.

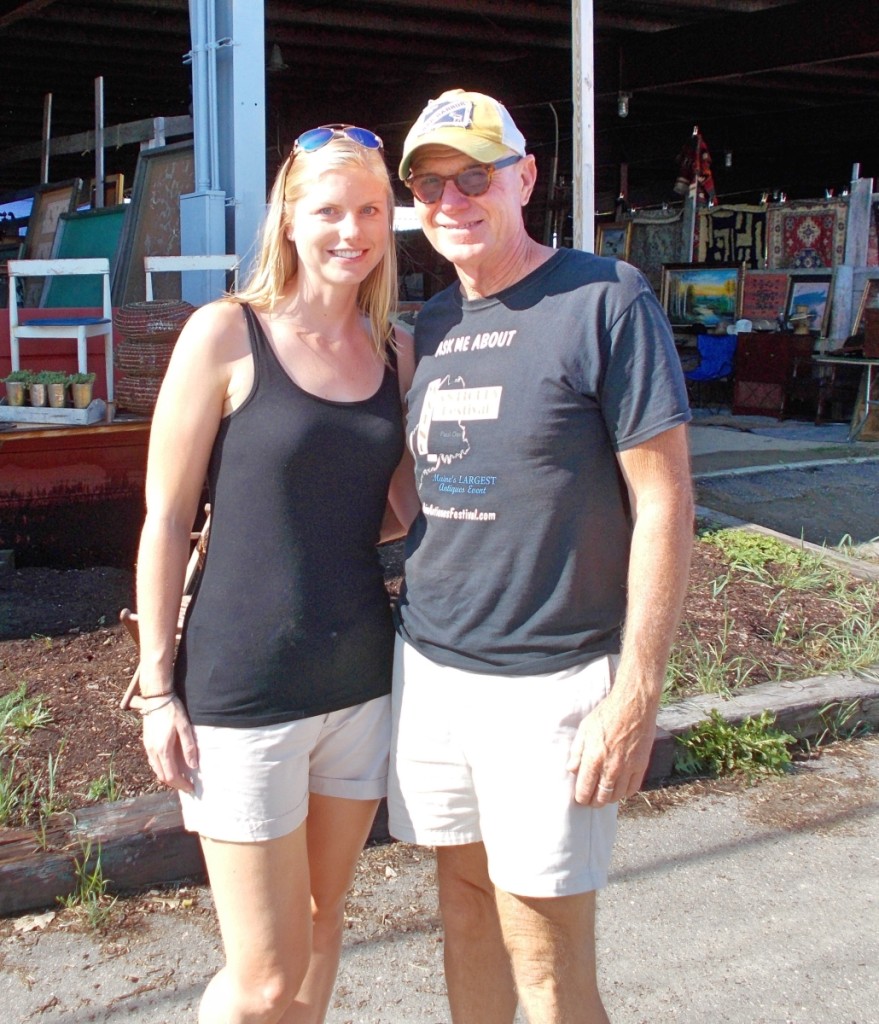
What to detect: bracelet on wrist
<box><xmin>139</xmin><ymin>688</ymin><xmax>175</xmax><ymax>699</ymax></box>
<box><xmin>138</xmin><ymin>695</ymin><xmax>178</xmax><ymax>716</ymax></box>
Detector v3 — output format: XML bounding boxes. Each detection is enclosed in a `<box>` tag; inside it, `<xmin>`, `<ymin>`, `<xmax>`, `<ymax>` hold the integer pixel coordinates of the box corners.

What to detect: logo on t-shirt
<box><xmin>411</xmin><ymin>375</ymin><xmax>501</xmax><ymax>483</ymax></box>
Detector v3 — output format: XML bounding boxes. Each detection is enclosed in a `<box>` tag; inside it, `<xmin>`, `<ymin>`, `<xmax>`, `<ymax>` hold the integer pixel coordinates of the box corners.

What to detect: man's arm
<box><xmin>566</xmin><ymin>423</ymin><xmax>693</xmax><ymax>805</ymax></box>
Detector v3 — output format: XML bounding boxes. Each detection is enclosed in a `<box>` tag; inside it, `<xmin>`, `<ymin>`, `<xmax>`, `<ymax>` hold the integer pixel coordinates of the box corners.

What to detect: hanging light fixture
<box><xmin>617</xmin><ymin>92</ymin><xmax>631</xmax><ymax>118</ymax></box>
<box><xmin>268</xmin><ymin>43</ymin><xmax>288</xmax><ymax>73</ymax></box>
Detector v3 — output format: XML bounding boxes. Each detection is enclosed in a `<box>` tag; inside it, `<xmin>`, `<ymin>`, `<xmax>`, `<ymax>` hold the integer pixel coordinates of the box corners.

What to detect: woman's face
<box><xmin>285</xmin><ymin>160</ymin><xmax>391</xmax><ymax>292</ymax></box>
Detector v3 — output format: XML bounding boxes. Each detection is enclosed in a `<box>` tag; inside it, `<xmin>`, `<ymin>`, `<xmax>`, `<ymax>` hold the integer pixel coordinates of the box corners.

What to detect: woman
<box><xmin>134</xmin><ymin>125</ymin><xmax>416</xmax><ymax>1024</ymax></box>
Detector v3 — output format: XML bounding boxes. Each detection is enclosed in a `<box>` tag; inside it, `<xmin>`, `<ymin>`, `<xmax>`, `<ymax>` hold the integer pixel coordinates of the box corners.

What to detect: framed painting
<box><xmin>785</xmin><ymin>271</ymin><xmax>833</xmax><ymax>334</ymax></box>
<box><xmin>42</xmin><ymin>205</ymin><xmax>128</xmax><ymax>306</ymax></box>
<box><xmin>88</xmin><ymin>173</ymin><xmax>125</xmax><ymax>209</ymax></box>
<box><xmin>112</xmin><ymin>141</ymin><xmax>194</xmax><ymax>305</ymax></box>
<box><xmin>660</xmin><ymin>262</ymin><xmax>741</xmax><ymax>328</ymax></box>
<box><xmin>740</xmin><ymin>269</ymin><xmax>789</xmax><ymax>322</ymax></box>
<box><xmin>20</xmin><ymin>178</ymin><xmax>82</xmax><ymax>305</ymax></box>
<box><xmin>595</xmin><ymin>221</ymin><xmax>632</xmax><ymax>260</ymax></box>
<box><xmin>853</xmin><ymin>278</ymin><xmax>879</xmax><ymax>334</ymax></box>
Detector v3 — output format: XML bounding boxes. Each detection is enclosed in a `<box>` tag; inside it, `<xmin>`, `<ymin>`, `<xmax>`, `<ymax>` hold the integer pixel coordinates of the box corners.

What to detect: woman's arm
<box><xmin>135</xmin><ymin>300</ymin><xmax>250</xmax><ymax>791</ymax></box>
<box><xmin>381</xmin><ymin>325</ymin><xmax>421</xmax><ymax>540</ymax></box>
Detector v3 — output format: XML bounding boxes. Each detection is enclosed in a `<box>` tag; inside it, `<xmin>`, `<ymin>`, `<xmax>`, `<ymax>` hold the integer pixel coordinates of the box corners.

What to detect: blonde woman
<box><xmin>134</xmin><ymin>125</ymin><xmax>416</xmax><ymax>1024</ymax></box>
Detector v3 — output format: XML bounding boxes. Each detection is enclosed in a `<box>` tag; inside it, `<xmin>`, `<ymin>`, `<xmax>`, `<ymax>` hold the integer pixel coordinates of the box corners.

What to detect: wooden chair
<box><xmin>119</xmin><ymin>505</ymin><xmax>211</xmax><ymax>710</ymax></box>
<box><xmin>144</xmin><ymin>254</ymin><xmax>240</xmax><ymax>301</ymax></box>
<box><xmin>8</xmin><ymin>257</ymin><xmax>115</xmax><ymax>401</ymax></box>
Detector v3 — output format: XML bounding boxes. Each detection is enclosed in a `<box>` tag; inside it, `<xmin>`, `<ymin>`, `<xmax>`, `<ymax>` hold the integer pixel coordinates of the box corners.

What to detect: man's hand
<box><xmin>565</xmin><ymin>689</ymin><xmax>658</xmax><ymax>806</ymax></box>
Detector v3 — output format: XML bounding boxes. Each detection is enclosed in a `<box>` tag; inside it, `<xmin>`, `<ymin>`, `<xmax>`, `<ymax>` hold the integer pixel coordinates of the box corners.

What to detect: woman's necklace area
<box><xmin>268</xmin><ymin>310</ymin><xmax>355</xmax><ymax>350</ymax></box>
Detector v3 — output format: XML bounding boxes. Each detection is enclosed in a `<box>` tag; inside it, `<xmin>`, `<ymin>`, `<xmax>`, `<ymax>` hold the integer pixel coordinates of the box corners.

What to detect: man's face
<box><xmin>408</xmin><ymin>144</ymin><xmax>536</xmax><ymax>274</ymax></box>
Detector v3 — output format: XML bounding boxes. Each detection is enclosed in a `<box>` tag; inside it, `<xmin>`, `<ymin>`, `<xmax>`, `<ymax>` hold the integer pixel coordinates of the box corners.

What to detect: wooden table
<box><xmin>813</xmin><ymin>355</ymin><xmax>879</xmax><ymax>441</ymax></box>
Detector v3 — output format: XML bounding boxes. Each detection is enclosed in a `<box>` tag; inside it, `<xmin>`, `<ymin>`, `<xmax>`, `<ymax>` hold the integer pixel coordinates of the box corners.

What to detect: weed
<box><xmin>0</xmin><ymin>682</ymin><xmax>52</xmax><ymax>734</ymax></box>
<box><xmin>39</xmin><ymin>743</ymin><xmax>66</xmax><ymax>818</ymax></box>
<box><xmin>673</xmin><ymin>708</ymin><xmax>795</xmax><ymax>781</ymax></box>
<box><xmin>665</xmin><ymin>610</ymin><xmax>759</xmax><ymax>699</ymax></box>
<box><xmin>57</xmin><ymin>840</ymin><xmax>117</xmax><ymax>929</ymax></box>
<box><xmin>86</xmin><ymin>765</ymin><xmax>120</xmax><ymax>803</ymax></box>
<box><xmin>0</xmin><ymin>755</ymin><xmax>23</xmax><ymax>825</ymax></box>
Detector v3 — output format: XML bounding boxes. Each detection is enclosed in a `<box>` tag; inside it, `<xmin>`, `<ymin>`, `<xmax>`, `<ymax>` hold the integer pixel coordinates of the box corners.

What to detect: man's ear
<box><xmin>519</xmin><ymin>154</ymin><xmax>538</xmax><ymax>206</ymax></box>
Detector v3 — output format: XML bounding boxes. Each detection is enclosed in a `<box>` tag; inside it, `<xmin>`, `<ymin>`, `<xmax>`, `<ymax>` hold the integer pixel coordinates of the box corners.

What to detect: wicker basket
<box><xmin>115</xmin><ymin>374</ymin><xmax>164</xmax><ymax>415</ymax></box>
<box><xmin>115</xmin><ymin>336</ymin><xmax>178</xmax><ymax>377</ymax></box>
<box><xmin>114</xmin><ymin>299</ymin><xmax>195</xmax><ymax>341</ymax></box>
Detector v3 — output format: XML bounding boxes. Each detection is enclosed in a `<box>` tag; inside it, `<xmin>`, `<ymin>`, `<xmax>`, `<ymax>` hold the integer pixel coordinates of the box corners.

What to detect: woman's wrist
<box><xmin>138</xmin><ymin>694</ymin><xmax>179</xmax><ymax>716</ymax></box>
<box><xmin>139</xmin><ymin>687</ymin><xmax>175</xmax><ymax>699</ymax></box>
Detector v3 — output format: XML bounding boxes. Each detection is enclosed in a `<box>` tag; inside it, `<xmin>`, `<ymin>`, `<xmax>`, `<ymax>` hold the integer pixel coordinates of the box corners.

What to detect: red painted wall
<box><xmin>1</xmin><ymin>308</ymin><xmax>124</xmax><ymax>400</ymax></box>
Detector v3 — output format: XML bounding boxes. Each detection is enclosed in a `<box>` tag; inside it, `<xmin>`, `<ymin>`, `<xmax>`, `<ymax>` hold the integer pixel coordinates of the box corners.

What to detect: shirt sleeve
<box><xmin>598</xmin><ymin>278</ymin><xmax>692</xmax><ymax>451</ymax></box>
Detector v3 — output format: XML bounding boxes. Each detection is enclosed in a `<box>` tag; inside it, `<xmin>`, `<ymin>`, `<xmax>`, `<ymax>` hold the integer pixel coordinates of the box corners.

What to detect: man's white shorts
<box><xmin>388</xmin><ymin>638</ymin><xmax>618</xmax><ymax>898</ymax></box>
<box><xmin>179</xmin><ymin>695</ymin><xmax>390</xmax><ymax>843</ymax></box>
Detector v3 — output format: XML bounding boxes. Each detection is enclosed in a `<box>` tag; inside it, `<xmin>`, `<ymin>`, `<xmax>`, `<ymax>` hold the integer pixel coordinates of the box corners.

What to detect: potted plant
<box><xmin>42</xmin><ymin>370</ymin><xmax>69</xmax><ymax>409</ymax></box>
<box><xmin>68</xmin><ymin>371</ymin><xmax>96</xmax><ymax>409</ymax></box>
<box><xmin>29</xmin><ymin>370</ymin><xmax>57</xmax><ymax>407</ymax></box>
<box><xmin>3</xmin><ymin>369</ymin><xmax>33</xmax><ymax>407</ymax></box>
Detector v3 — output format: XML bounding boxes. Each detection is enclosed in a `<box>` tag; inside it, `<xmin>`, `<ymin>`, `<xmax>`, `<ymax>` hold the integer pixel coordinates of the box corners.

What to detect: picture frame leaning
<box><xmin>785</xmin><ymin>271</ymin><xmax>834</xmax><ymax>336</ymax></box>
<box><xmin>112</xmin><ymin>140</ymin><xmax>195</xmax><ymax>306</ymax></box>
<box><xmin>595</xmin><ymin>221</ymin><xmax>632</xmax><ymax>260</ymax></box>
<box><xmin>853</xmin><ymin>278</ymin><xmax>879</xmax><ymax>334</ymax></box>
<box><xmin>19</xmin><ymin>178</ymin><xmax>82</xmax><ymax>306</ymax></box>
<box><xmin>660</xmin><ymin>262</ymin><xmax>741</xmax><ymax>328</ymax></box>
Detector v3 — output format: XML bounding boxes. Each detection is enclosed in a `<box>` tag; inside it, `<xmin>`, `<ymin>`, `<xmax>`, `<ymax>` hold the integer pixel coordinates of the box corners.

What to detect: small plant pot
<box><xmin>29</xmin><ymin>382</ymin><xmax>48</xmax><ymax>407</ymax></box>
<box><xmin>47</xmin><ymin>382</ymin><xmax>68</xmax><ymax>408</ymax></box>
<box><xmin>4</xmin><ymin>381</ymin><xmax>27</xmax><ymax>407</ymax></box>
<box><xmin>71</xmin><ymin>382</ymin><xmax>94</xmax><ymax>409</ymax></box>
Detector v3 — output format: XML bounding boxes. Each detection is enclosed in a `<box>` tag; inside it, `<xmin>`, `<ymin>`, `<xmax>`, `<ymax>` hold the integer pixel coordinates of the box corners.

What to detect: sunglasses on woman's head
<box><xmin>404</xmin><ymin>154</ymin><xmax>522</xmax><ymax>205</ymax></box>
<box><xmin>293</xmin><ymin>124</ymin><xmax>384</xmax><ymax>155</ymax></box>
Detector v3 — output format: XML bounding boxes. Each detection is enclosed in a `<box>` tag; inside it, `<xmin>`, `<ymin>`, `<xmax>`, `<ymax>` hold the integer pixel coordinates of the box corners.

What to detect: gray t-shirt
<box><xmin>397</xmin><ymin>247</ymin><xmax>691</xmax><ymax>675</ymax></box>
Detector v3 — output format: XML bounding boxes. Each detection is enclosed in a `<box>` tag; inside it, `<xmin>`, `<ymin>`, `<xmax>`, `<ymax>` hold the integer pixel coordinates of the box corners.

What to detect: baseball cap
<box><xmin>398</xmin><ymin>89</ymin><xmax>527</xmax><ymax>180</ymax></box>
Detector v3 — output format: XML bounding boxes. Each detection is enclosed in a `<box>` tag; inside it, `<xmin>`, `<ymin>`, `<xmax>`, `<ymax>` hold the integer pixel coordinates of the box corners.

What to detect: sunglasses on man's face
<box><xmin>293</xmin><ymin>124</ymin><xmax>384</xmax><ymax>155</ymax></box>
<box><xmin>404</xmin><ymin>155</ymin><xmax>522</xmax><ymax>205</ymax></box>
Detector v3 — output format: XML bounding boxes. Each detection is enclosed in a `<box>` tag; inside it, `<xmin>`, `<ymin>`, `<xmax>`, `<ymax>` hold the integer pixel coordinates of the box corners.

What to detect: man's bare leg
<box><xmin>436</xmin><ymin>843</ymin><xmax>518</xmax><ymax>1024</ymax></box>
<box><xmin>495</xmin><ymin>887</ymin><xmax>609</xmax><ymax>1024</ymax></box>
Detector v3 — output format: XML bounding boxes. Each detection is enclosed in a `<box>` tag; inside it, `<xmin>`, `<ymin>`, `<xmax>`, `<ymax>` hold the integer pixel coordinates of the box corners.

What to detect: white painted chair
<box><xmin>144</xmin><ymin>254</ymin><xmax>240</xmax><ymax>301</ymax></box>
<box><xmin>8</xmin><ymin>257</ymin><xmax>115</xmax><ymax>402</ymax></box>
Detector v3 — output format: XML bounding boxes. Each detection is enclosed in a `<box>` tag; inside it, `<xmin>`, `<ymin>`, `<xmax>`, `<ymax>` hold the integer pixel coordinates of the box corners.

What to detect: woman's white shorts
<box><xmin>179</xmin><ymin>695</ymin><xmax>390</xmax><ymax>843</ymax></box>
<box><xmin>388</xmin><ymin>638</ymin><xmax>618</xmax><ymax>898</ymax></box>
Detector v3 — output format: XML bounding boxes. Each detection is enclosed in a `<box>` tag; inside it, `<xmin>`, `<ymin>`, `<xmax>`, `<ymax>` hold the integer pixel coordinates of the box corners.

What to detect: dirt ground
<box><xmin>0</xmin><ymin>533</ymin><xmax>872</xmax><ymax>831</ymax></box>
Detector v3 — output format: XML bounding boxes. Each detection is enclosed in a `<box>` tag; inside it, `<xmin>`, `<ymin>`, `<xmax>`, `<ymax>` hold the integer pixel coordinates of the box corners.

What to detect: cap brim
<box><xmin>399</xmin><ymin>130</ymin><xmax>517</xmax><ymax>179</ymax></box>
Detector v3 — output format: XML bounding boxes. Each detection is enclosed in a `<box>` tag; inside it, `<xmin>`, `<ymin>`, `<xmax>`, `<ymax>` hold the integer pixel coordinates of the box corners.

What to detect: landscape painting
<box><xmin>661</xmin><ymin>263</ymin><xmax>741</xmax><ymax>327</ymax></box>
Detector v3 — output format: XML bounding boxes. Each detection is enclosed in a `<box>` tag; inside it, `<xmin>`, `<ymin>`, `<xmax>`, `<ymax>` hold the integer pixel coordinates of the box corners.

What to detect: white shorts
<box><xmin>388</xmin><ymin>638</ymin><xmax>618</xmax><ymax>898</ymax></box>
<box><xmin>179</xmin><ymin>695</ymin><xmax>390</xmax><ymax>843</ymax></box>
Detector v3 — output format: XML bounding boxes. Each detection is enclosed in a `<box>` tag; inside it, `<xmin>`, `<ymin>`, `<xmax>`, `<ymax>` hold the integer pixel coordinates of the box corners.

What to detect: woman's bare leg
<box><xmin>198</xmin><ymin>824</ymin><xmax>313</xmax><ymax>1024</ymax></box>
<box><xmin>282</xmin><ymin>795</ymin><xmax>380</xmax><ymax>1023</ymax></box>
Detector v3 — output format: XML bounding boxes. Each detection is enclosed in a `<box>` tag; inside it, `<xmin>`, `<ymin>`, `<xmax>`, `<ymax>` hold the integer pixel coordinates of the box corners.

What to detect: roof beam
<box><xmin>621</xmin><ymin>0</ymin><xmax>879</xmax><ymax>92</ymax></box>
<box><xmin>266</xmin><ymin>5</ymin><xmax>570</xmax><ymax>49</ymax></box>
<box><xmin>0</xmin><ymin>0</ymin><xmax>61</xmax><ymax>29</ymax></box>
<box><xmin>317</xmin><ymin>0</ymin><xmax>573</xmax><ymax>26</ymax></box>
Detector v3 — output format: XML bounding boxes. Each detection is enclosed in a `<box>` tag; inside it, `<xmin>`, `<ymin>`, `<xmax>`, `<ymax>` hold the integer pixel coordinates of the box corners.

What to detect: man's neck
<box><xmin>456</xmin><ymin>237</ymin><xmax>556</xmax><ymax>301</ymax></box>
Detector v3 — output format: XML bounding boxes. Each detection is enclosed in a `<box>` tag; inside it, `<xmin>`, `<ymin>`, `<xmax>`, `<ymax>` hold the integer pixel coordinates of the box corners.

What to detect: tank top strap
<box><xmin>240</xmin><ymin>303</ymin><xmax>286</xmax><ymax>387</ymax></box>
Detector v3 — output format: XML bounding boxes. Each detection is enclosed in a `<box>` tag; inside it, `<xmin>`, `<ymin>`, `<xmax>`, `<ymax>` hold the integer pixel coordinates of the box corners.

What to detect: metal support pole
<box><xmin>94</xmin><ymin>76</ymin><xmax>105</xmax><ymax>208</ymax></box>
<box><xmin>40</xmin><ymin>93</ymin><xmax>52</xmax><ymax>184</ymax></box>
<box><xmin>571</xmin><ymin>0</ymin><xmax>595</xmax><ymax>251</ymax></box>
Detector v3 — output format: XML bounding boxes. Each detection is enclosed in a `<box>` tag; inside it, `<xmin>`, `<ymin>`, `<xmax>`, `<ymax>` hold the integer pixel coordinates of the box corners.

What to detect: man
<box><xmin>388</xmin><ymin>89</ymin><xmax>694</xmax><ymax>1024</ymax></box>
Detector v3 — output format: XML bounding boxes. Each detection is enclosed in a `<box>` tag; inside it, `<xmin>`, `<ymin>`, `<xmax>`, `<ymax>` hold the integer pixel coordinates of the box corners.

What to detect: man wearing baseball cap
<box><xmin>389</xmin><ymin>89</ymin><xmax>693</xmax><ymax>1023</ymax></box>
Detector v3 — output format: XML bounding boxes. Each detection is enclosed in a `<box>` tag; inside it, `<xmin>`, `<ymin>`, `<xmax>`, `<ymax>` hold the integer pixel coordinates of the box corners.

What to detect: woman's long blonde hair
<box><xmin>233</xmin><ymin>138</ymin><xmax>397</xmax><ymax>360</ymax></box>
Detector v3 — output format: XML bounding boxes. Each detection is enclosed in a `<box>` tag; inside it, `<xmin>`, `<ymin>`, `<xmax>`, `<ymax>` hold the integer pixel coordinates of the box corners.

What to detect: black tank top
<box><xmin>174</xmin><ymin>304</ymin><xmax>404</xmax><ymax>727</ymax></box>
